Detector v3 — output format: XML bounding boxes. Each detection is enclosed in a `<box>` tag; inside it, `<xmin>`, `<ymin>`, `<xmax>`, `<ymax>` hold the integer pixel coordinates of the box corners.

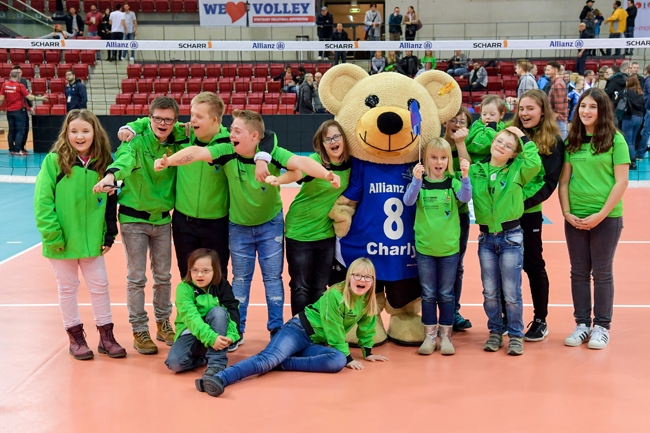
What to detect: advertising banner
<box><xmin>199</xmin><ymin>0</ymin><xmax>315</xmax><ymax>27</ymax></box>
<box><xmin>635</xmin><ymin>2</ymin><xmax>650</xmax><ymax>38</ymax></box>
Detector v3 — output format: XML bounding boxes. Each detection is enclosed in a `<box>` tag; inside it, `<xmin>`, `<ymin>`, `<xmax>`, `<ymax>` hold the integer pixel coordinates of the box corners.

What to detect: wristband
<box><xmin>254</xmin><ymin>151</ymin><xmax>272</xmax><ymax>163</ymax></box>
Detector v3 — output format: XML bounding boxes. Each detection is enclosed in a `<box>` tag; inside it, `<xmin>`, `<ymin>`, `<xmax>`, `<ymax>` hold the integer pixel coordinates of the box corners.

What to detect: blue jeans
<box><xmin>622</xmin><ymin>115</ymin><xmax>644</xmax><ymax>160</ymax></box>
<box><xmin>229</xmin><ymin>211</ymin><xmax>285</xmax><ymax>333</ymax></box>
<box><xmin>447</xmin><ymin>68</ymin><xmax>467</xmax><ymax>77</ymax></box>
<box><xmin>122</xmin><ymin>32</ymin><xmax>136</xmax><ymax>59</ymax></box>
<box><xmin>216</xmin><ymin>317</ymin><xmax>347</xmax><ymax>387</ymax></box>
<box><xmin>455</xmin><ymin>212</ymin><xmax>470</xmax><ymax>311</ymax></box>
<box><xmin>283</xmin><ymin>85</ymin><xmax>297</xmax><ymax>93</ymax></box>
<box><xmin>416</xmin><ymin>251</ymin><xmax>459</xmax><ymax>326</ymax></box>
<box><xmin>641</xmin><ymin>110</ymin><xmax>650</xmax><ymax>158</ymax></box>
<box><xmin>606</xmin><ymin>33</ymin><xmax>622</xmax><ymax>56</ymax></box>
<box><xmin>478</xmin><ymin>227</ymin><xmax>525</xmax><ymax>338</ymax></box>
<box><xmin>165</xmin><ymin>306</ymin><xmax>230</xmax><ymax>371</ymax></box>
<box><xmin>557</xmin><ymin>120</ymin><xmax>568</xmax><ymax>141</ymax></box>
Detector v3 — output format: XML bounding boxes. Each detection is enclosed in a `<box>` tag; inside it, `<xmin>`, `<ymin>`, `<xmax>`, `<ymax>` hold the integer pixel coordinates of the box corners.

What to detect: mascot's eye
<box><xmin>408</xmin><ymin>99</ymin><xmax>420</xmax><ymax>110</ymax></box>
<box><xmin>365</xmin><ymin>95</ymin><xmax>379</xmax><ymax>108</ymax></box>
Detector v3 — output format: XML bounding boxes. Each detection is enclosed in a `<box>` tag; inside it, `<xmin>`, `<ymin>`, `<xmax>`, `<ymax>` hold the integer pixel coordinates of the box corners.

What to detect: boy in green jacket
<box><xmin>94</xmin><ymin>96</ymin><xmax>182</xmax><ymax>354</ymax></box>
<box><xmin>466</xmin><ymin>94</ymin><xmax>507</xmax><ymax>163</ymax></box>
<box><xmin>468</xmin><ymin>126</ymin><xmax>541</xmax><ymax>356</ymax></box>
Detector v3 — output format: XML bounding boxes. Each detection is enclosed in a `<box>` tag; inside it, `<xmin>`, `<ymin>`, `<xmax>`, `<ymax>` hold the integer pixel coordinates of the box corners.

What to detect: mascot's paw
<box><xmin>346</xmin><ymin>291</ymin><xmax>387</xmax><ymax>347</ymax></box>
<box><xmin>386</xmin><ymin>298</ymin><xmax>425</xmax><ymax>346</ymax></box>
<box><xmin>328</xmin><ymin>197</ymin><xmax>357</xmax><ymax>238</ymax></box>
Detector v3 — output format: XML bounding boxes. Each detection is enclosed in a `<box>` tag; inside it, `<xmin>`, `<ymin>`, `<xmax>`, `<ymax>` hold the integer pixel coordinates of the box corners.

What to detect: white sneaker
<box><xmin>323</xmin><ymin>56</ymin><xmax>329</xmax><ymax>60</ymax></box>
<box><xmin>317</xmin><ymin>56</ymin><xmax>322</xmax><ymax>60</ymax></box>
<box><xmin>588</xmin><ymin>325</ymin><xmax>609</xmax><ymax>350</ymax></box>
<box><xmin>565</xmin><ymin>324</ymin><xmax>591</xmax><ymax>346</ymax></box>
<box><xmin>130</xmin><ymin>57</ymin><xmax>134</xmax><ymax>61</ymax></box>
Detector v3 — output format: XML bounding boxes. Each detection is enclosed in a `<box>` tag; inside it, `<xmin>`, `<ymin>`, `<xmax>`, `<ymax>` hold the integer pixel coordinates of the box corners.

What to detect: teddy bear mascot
<box><xmin>319</xmin><ymin>64</ymin><xmax>462</xmax><ymax>346</ymax></box>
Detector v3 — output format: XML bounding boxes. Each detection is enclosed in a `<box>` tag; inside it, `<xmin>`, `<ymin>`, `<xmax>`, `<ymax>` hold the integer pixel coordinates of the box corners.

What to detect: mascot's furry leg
<box><xmin>385</xmin><ymin>298</ymin><xmax>425</xmax><ymax>346</ymax></box>
<box><xmin>345</xmin><ymin>291</ymin><xmax>388</xmax><ymax>346</ymax></box>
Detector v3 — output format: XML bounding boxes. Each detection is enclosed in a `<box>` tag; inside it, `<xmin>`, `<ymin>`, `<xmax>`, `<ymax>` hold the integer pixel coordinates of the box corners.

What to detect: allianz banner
<box><xmin>199</xmin><ymin>0</ymin><xmax>316</xmax><ymax>27</ymax></box>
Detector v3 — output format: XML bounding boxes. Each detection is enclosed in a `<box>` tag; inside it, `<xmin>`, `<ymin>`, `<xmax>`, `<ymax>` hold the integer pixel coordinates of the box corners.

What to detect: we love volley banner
<box><xmin>199</xmin><ymin>0</ymin><xmax>316</xmax><ymax>27</ymax></box>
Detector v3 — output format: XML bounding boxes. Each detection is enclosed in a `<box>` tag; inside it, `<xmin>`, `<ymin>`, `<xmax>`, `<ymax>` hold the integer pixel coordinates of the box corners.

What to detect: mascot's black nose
<box><xmin>377</xmin><ymin>112</ymin><xmax>404</xmax><ymax>136</ymax></box>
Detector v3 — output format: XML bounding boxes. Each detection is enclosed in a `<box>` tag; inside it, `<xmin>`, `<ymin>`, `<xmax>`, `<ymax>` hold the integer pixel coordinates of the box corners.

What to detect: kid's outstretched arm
<box><xmin>286</xmin><ymin>155</ymin><xmax>340</xmax><ymax>188</ymax></box>
<box><xmin>155</xmin><ymin>146</ymin><xmax>212</xmax><ymax>171</ymax></box>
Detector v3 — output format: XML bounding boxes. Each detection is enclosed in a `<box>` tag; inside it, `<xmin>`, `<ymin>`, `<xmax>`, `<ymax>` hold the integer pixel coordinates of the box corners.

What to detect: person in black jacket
<box><xmin>48</xmin><ymin>7</ymin><xmax>84</xmax><ymax>36</ymax></box>
<box><xmin>331</xmin><ymin>23</ymin><xmax>349</xmax><ymax>65</ymax></box>
<box><xmin>298</xmin><ymin>74</ymin><xmax>315</xmax><ymax>114</ymax></box>
<box><xmin>316</xmin><ymin>6</ymin><xmax>334</xmax><ymax>60</ymax></box>
<box><xmin>399</xmin><ymin>50</ymin><xmax>419</xmax><ymax>77</ymax></box>
<box><xmin>624</xmin><ymin>0</ymin><xmax>637</xmax><ymax>55</ymax></box>
<box><xmin>64</xmin><ymin>70</ymin><xmax>88</xmax><ymax>111</ymax></box>
<box><xmin>619</xmin><ymin>75</ymin><xmax>645</xmax><ymax>169</ymax></box>
<box><xmin>273</xmin><ymin>65</ymin><xmax>299</xmax><ymax>93</ymax></box>
<box><xmin>604</xmin><ymin>65</ymin><xmax>627</xmax><ymax>103</ymax></box>
<box><xmin>580</xmin><ymin>0</ymin><xmax>594</xmax><ymax>20</ymax></box>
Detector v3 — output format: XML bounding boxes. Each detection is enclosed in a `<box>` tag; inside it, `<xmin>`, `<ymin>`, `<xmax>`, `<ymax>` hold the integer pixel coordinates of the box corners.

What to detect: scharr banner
<box><xmin>199</xmin><ymin>0</ymin><xmax>315</xmax><ymax>27</ymax></box>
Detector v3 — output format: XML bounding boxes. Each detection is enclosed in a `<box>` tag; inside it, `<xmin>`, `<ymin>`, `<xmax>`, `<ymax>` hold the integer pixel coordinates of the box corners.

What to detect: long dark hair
<box><xmin>312</xmin><ymin>119</ymin><xmax>349</xmax><ymax>167</ymax></box>
<box><xmin>184</xmin><ymin>249</ymin><xmax>223</xmax><ymax>286</ymax></box>
<box><xmin>566</xmin><ymin>87</ymin><xmax>616</xmax><ymax>155</ymax></box>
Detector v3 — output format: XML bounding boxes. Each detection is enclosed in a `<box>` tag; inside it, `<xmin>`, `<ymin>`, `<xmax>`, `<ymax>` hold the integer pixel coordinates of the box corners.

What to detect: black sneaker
<box><xmin>524</xmin><ymin>318</ymin><xmax>549</xmax><ymax>342</ymax></box>
<box><xmin>202</xmin><ymin>366</ymin><xmax>224</xmax><ymax>378</ymax></box>
<box><xmin>453</xmin><ymin>310</ymin><xmax>472</xmax><ymax>332</ymax></box>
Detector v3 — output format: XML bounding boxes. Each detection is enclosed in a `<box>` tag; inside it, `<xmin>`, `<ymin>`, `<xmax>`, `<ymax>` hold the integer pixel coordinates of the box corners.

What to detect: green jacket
<box><xmin>34</xmin><ymin>153</ymin><xmax>118</xmax><ymax>259</ymax></box>
<box><xmin>466</xmin><ymin>120</ymin><xmax>506</xmax><ymax>163</ymax></box>
<box><xmin>107</xmin><ymin>120</ymin><xmax>183</xmax><ymax>224</ymax></box>
<box><xmin>469</xmin><ymin>137</ymin><xmax>541</xmax><ymax>233</ymax></box>
<box><xmin>173</xmin><ymin>279</ymin><xmax>241</xmax><ymax>347</ymax></box>
<box><xmin>126</xmin><ymin>119</ymin><xmax>232</xmax><ymax>220</ymax></box>
<box><xmin>302</xmin><ymin>283</ymin><xmax>376</xmax><ymax>360</ymax></box>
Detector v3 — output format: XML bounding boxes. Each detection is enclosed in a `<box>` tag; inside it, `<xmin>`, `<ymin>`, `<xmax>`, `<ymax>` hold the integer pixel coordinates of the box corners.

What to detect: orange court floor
<box><xmin>1</xmin><ymin>188</ymin><xmax>649</xmax><ymax>433</ymax></box>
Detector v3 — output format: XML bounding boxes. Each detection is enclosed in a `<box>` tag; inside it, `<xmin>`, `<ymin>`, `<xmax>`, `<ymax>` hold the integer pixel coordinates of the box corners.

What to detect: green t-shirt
<box><xmin>451</xmin><ymin>149</ymin><xmax>469</xmax><ymax>214</ymax></box>
<box><xmin>285</xmin><ymin>153</ymin><xmax>351</xmax><ymax>242</ymax></box>
<box><xmin>565</xmin><ymin>132</ymin><xmax>630</xmax><ymax>218</ymax></box>
<box><xmin>208</xmin><ymin>132</ymin><xmax>294</xmax><ymax>226</ymax></box>
<box><xmin>414</xmin><ymin>173</ymin><xmax>463</xmax><ymax>257</ymax></box>
<box><xmin>421</xmin><ymin>56</ymin><xmax>436</xmax><ymax>69</ymax></box>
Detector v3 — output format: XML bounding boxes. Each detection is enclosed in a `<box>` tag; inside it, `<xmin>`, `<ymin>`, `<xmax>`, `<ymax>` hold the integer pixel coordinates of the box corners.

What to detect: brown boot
<box><xmin>156</xmin><ymin>319</ymin><xmax>175</xmax><ymax>346</ymax></box>
<box><xmin>66</xmin><ymin>324</ymin><xmax>94</xmax><ymax>360</ymax></box>
<box><xmin>133</xmin><ymin>330</ymin><xmax>158</xmax><ymax>354</ymax></box>
<box><xmin>97</xmin><ymin>323</ymin><xmax>127</xmax><ymax>358</ymax></box>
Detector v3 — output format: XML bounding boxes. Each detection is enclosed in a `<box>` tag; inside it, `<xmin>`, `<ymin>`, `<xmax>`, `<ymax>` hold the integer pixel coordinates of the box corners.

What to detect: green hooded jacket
<box><xmin>466</xmin><ymin>120</ymin><xmax>506</xmax><ymax>163</ymax></box>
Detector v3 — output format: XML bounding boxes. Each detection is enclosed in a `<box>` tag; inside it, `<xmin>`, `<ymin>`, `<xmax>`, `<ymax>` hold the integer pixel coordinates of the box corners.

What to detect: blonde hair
<box><xmin>422</xmin><ymin>137</ymin><xmax>454</xmax><ymax>177</ymax></box>
<box><xmin>232</xmin><ymin>109</ymin><xmax>265</xmax><ymax>137</ymax></box>
<box><xmin>570</xmin><ymin>72</ymin><xmax>580</xmax><ymax>84</ymax></box>
<box><xmin>191</xmin><ymin>92</ymin><xmax>225</xmax><ymax>121</ymax></box>
<box><xmin>52</xmin><ymin>109</ymin><xmax>112</xmax><ymax>177</ymax></box>
<box><xmin>338</xmin><ymin>258</ymin><xmax>378</xmax><ymax>316</ymax></box>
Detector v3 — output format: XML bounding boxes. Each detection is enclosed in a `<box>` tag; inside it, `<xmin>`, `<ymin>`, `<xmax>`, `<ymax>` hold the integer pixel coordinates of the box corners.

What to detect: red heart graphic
<box><xmin>225</xmin><ymin>2</ymin><xmax>247</xmax><ymax>23</ymax></box>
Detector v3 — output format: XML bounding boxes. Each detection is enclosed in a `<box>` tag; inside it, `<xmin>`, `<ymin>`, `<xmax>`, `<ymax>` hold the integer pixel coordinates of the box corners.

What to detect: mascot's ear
<box><xmin>319</xmin><ymin>64</ymin><xmax>369</xmax><ymax>115</ymax></box>
<box><xmin>414</xmin><ymin>71</ymin><xmax>463</xmax><ymax>124</ymax></box>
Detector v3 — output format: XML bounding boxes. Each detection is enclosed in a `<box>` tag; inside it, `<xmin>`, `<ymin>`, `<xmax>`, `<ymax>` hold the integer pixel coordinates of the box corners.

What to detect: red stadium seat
<box><xmin>159</xmin><ymin>64</ymin><xmax>173</xmax><ymax>78</ymax></box>
<box><xmin>10</xmin><ymin>49</ymin><xmax>26</xmax><ymax>63</ymax></box>
<box><xmin>121</xmin><ymin>78</ymin><xmax>136</xmax><ymax>94</ymax></box>
<box><xmin>56</xmin><ymin>93</ymin><xmax>68</xmax><ymax>105</ymax></box>
<box><xmin>486</xmin><ymin>76</ymin><xmax>502</xmax><ymax>92</ymax></box>
<box><xmin>179</xmin><ymin>104</ymin><xmax>191</xmax><ymax>115</ymax></box>
<box><xmin>110</xmin><ymin>104</ymin><xmax>125</xmax><ymax>115</ymax></box>
<box><xmin>182</xmin><ymin>93</ymin><xmax>198</xmax><ymax>104</ymax></box>
<box><xmin>167</xmin><ymin>93</ymin><xmax>182</xmax><ymax>104</ymax></box>
<box><xmin>203</xmin><ymin>78</ymin><xmax>218</xmax><ymax>93</ymax></box>
<box><xmin>261</xmin><ymin>105</ymin><xmax>276</xmax><ymax>115</ymax></box>
<box><xmin>73</xmin><ymin>64</ymin><xmax>89</xmax><ymax>80</ymax></box>
<box><xmin>137</xmin><ymin>78</ymin><xmax>154</xmax><ymax>93</ymax></box>
<box><xmin>39</xmin><ymin>64</ymin><xmax>55</xmax><ymax>79</ymax></box>
<box><xmin>19</xmin><ymin>63</ymin><xmax>35</xmax><ymax>79</ymax></box>
<box><xmin>190</xmin><ymin>64</ymin><xmax>206</xmax><ymax>78</ymax></box>
<box><xmin>0</xmin><ymin>64</ymin><xmax>12</xmax><ymax>78</ymax></box>
<box><xmin>51</xmin><ymin>105</ymin><xmax>67</xmax><ymax>115</ymax></box>
<box><xmin>455</xmin><ymin>77</ymin><xmax>468</xmax><ymax>88</ymax></box>
<box><xmin>505</xmin><ymin>89</ymin><xmax>516</xmax><ymax>98</ymax></box>
<box><xmin>436</xmin><ymin>61</ymin><xmax>448</xmax><ymax>71</ymax></box>
<box><xmin>302</xmin><ymin>63</ymin><xmax>316</xmax><ymax>74</ymax></box>
<box><xmin>206</xmin><ymin>64</ymin><xmax>221</xmax><ymax>78</ymax></box>
<box><xmin>143</xmin><ymin>64</ymin><xmax>158</xmax><ymax>78</ymax></box>
<box><xmin>218</xmin><ymin>79</ymin><xmax>233</xmax><ymax>93</ymax></box>
<box><xmin>170</xmin><ymin>78</ymin><xmax>186</xmax><ymax>93</ymax></box>
<box><xmin>184</xmin><ymin>0</ymin><xmax>198</xmax><ymax>12</ymax></box>
<box><xmin>584</xmin><ymin>60</ymin><xmax>598</xmax><ymax>72</ymax></box>
<box><xmin>31</xmin><ymin>0</ymin><xmax>44</xmax><ymax>10</ymax></box>
<box><xmin>500</xmin><ymin>62</ymin><xmax>515</xmax><ymax>76</ymax></box>
<box><xmin>485</xmin><ymin>66</ymin><xmax>498</xmax><ymax>77</ymax></box>
<box><xmin>56</xmin><ymin>63</ymin><xmax>72</xmax><ymax>78</ymax></box>
<box><xmin>67</xmin><ymin>0</ymin><xmax>80</xmax><ymax>10</ymax></box>
<box><xmin>171</xmin><ymin>0</ymin><xmax>184</xmax><ymax>12</ymax></box>
<box><xmin>174</xmin><ymin>64</ymin><xmax>189</xmax><ymax>79</ymax></box>
<box><xmin>251</xmin><ymin>78</ymin><xmax>266</xmax><ymax>93</ymax></box>
<box><xmin>228</xmin><ymin>104</ymin><xmax>245</xmax><ymax>114</ymax></box>
<box><xmin>248</xmin><ymin>93</ymin><xmax>264</xmax><ymax>105</ymax></box>
<box><xmin>238</xmin><ymin>64</ymin><xmax>253</xmax><ymax>78</ymax></box>
<box><xmin>234</xmin><ymin>78</ymin><xmax>250</xmax><ymax>92</ymax></box>
<box><xmin>281</xmin><ymin>93</ymin><xmax>296</xmax><ymax>106</ymax></box>
<box><xmin>154</xmin><ymin>78</ymin><xmax>170</xmax><ymax>93</ymax></box>
<box><xmin>245</xmin><ymin>104</ymin><xmax>262</xmax><ymax>112</ymax></box>
<box><xmin>155</xmin><ymin>0</ymin><xmax>170</xmax><ymax>12</ymax></box>
<box><xmin>64</xmin><ymin>50</ymin><xmax>80</xmax><ymax>64</ymax></box>
<box><xmin>126</xmin><ymin>105</ymin><xmax>143</xmax><ymax>115</ymax></box>
<box><xmin>50</xmin><ymin>78</ymin><xmax>66</xmax><ymax>93</ymax></box>
<box><xmin>565</xmin><ymin>60</ymin><xmax>577</xmax><ymax>72</ymax></box>
<box><xmin>222</xmin><ymin>64</ymin><xmax>237</xmax><ymax>78</ymax></box>
<box><xmin>28</xmin><ymin>50</ymin><xmax>44</xmax><ymax>65</ymax></box>
<box><xmin>267</xmin><ymin>81</ymin><xmax>281</xmax><ymax>93</ymax></box>
<box><xmin>32</xmin><ymin>78</ymin><xmax>48</xmax><ymax>94</ymax></box>
<box><xmin>116</xmin><ymin>94</ymin><xmax>133</xmax><ymax>104</ymax></box>
<box><xmin>278</xmin><ymin>105</ymin><xmax>295</xmax><ymax>115</ymax></box>
<box><xmin>231</xmin><ymin>94</ymin><xmax>247</xmax><ymax>105</ymax></box>
<box><xmin>48</xmin><ymin>0</ymin><xmax>58</xmax><ymax>12</ymax></box>
<box><xmin>127</xmin><ymin>64</ymin><xmax>142</xmax><ymax>78</ymax></box>
<box><xmin>461</xmin><ymin>91</ymin><xmax>470</xmax><ymax>103</ymax></box>
<box><xmin>132</xmin><ymin>93</ymin><xmax>149</xmax><ymax>105</ymax></box>
<box><xmin>150</xmin><ymin>93</ymin><xmax>165</xmax><ymax>102</ymax></box>
<box><xmin>84</xmin><ymin>0</ymin><xmax>99</xmax><ymax>10</ymax></box>
<box><xmin>216</xmin><ymin>93</ymin><xmax>231</xmax><ymax>104</ymax></box>
<box><xmin>45</xmin><ymin>50</ymin><xmax>60</xmax><ymax>64</ymax></box>
<box><xmin>140</xmin><ymin>0</ymin><xmax>155</xmax><ymax>12</ymax></box>
<box><xmin>0</xmin><ymin>50</ymin><xmax>8</xmax><ymax>63</ymax></box>
<box><xmin>79</xmin><ymin>50</ymin><xmax>97</xmax><ymax>66</ymax></box>
<box><xmin>35</xmin><ymin>104</ymin><xmax>51</xmax><ymax>115</ymax></box>
<box><xmin>265</xmin><ymin>93</ymin><xmax>280</xmax><ymax>105</ymax></box>
<box><xmin>187</xmin><ymin>78</ymin><xmax>202</xmax><ymax>93</ymax></box>
<box><xmin>316</xmin><ymin>63</ymin><xmax>331</xmax><ymax>74</ymax></box>
<box><xmin>503</xmin><ymin>76</ymin><xmax>518</xmax><ymax>91</ymax></box>
<box><xmin>269</xmin><ymin>64</ymin><xmax>284</xmax><ymax>78</ymax></box>
<box><xmin>254</xmin><ymin>64</ymin><xmax>269</xmax><ymax>78</ymax></box>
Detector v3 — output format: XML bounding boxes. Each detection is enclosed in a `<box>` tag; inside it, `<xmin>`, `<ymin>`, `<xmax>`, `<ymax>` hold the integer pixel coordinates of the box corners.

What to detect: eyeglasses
<box><xmin>448</xmin><ymin>119</ymin><xmax>467</xmax><ymax>127</ymax></box>
<box><xmin>323</xmin><ymin>134</ymin><xmax>343</xmax><ymax>145</ymax></box>
<box><xmin>494</xmin><ymin>139</ymin><xmax>516</xmax><ymax>152</ymax></box>
<box><xmin>151</xmin><ymin>116</ymin><xmax>176</xmax><ymax>125</ymax></box>
<box><xmin>190</xmin><ymin>268</ymin><xmax>213</xmax><ymax>275</ymax></box>
<box><xmin>351</xmin><ymin>273</ymin><xmax>374</xmax><ymax>282</ymax></box>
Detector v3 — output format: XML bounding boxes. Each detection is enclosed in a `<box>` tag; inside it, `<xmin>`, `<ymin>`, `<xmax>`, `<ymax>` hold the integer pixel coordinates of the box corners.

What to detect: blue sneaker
<box><xmin>453</xmin><ymin>310</ymin><xmax>472</xmax><ymax>331</ymax></box>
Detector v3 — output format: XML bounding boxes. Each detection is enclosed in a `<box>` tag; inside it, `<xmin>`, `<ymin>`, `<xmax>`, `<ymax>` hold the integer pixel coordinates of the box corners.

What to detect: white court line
<box><xmin>1</xmin><ymin>303</ymin><xmax>649</xmax><ymax>308</ymax></box>
<box><xmin>0</xmin><ymin>242</ymin><xmax>41</xmax><ymax>266</ymax></box>
<box><xmin>467</xmin><ymin>240</ymin><xmax>650</xmax><ymax>244</ymax></box>
<box><xmin>6</xmin><ymin>241</ymin><xmax>22</xmax><ymax>244</ymax></box>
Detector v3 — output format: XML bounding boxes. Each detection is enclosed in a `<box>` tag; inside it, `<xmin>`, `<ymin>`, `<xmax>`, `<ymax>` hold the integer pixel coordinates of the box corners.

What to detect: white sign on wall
<box><xmin>199</xmin><ymin>1</ymin><xmax>315</xmax><ymax>27</ymax></box>
<box><xmin>635</xmin><ymin>2</ymin><xmax>650</xmax><ymax>37</ymax></box>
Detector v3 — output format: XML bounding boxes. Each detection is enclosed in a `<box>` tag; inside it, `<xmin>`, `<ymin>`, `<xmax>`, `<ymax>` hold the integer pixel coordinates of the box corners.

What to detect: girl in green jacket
<box><xmin>34</xmin><ymin>109</ymin><xmax>126</xmax><ymax>361</ymax></box>
<box><xmin>195</xmin><ymin>258</ymin><xmax>389</xmax><ymax>397</ymax></box>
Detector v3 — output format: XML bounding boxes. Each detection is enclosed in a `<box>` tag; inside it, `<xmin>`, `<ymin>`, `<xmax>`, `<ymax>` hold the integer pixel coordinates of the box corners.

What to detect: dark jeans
<box><xmin>521</xmin><ymin>211</ymin><xmax>550</xmax><ymax>321</ymax></box>
<box><xmin>641</xmin><ymin>110</ymin><xmax>650</xmax><ymax>158</ymax></box>
<box><xmin>216</xmin><ymin>317</ymin><xmax>347</xmax><ymax>387</ymax></box>
<box><xmin>622</xmin><ymin>115</ymin><xmax>644</xmax><ymax>160</ymax></box>
<box><xmin>21</xmin><ymin>109</ymin><xmax>29</xmax><ymax>150</ymax></box>
<box><xmin>172</xmin><ymin>210</ymin><xmax>229</xmax><ymax>279</ymax></box>
<box><xmin>416</xmin><ymin>251</ymin><xmax>459</xmax><ymax>326</ymax></box>
<box><xmin>165</xmin><ymin>306</ymin><xmax>230</xmax><ymax>371</ymax></box>
<box><xmin>462</xmin><ymin>83</ymin><xmax>486</xmax><ymax>92</ymax></box>
<box><xmin>624</xmin><ymin>28</ymin><xmax>634</xmax><ymax>54</ymax></box>
<box><xmin>318</xmin><ymin>37</ymin><xmax>329</xmax><ymax>57</ymax></box>
<box><xmin>405</xmin><ymin>27</ymin><xmax>416</xmax><ymax>41</ymax></box>
<box><xmin>576</xmin><ymin>53</ymin><xmax>587</xmax><ymax>75</ymax></box>
<box><xmin>455</xmin><ymin>212</ymin><xmax>470</xmax><ymax>311</ymax></box>
<box><xmin>606</xmin><ymin>33</ymin><xmax>622</xmax><ymax>56</ymax></box>
<box><xmin>7</xmin><ymin>110</ymin><xmax>26</xmax><ymax>153</ymax></box>
<box><xmin>286</xmin><ymin>237</ymin><xmax>335</xmax><ymax>316</ymax></box>
<box><xmin>110</xmin><ymin>32</ymin><xmax>124</xmax><ymax>59</ymax></box>
<box><xmin>564</xmin><ymin>217</ymin><xmax>623</xmax><ymax>330</ymax></box>
<box><xmin>333</xmin><ymin>51</ymin><xmax>347</xmax><ymax>65</ymax></box>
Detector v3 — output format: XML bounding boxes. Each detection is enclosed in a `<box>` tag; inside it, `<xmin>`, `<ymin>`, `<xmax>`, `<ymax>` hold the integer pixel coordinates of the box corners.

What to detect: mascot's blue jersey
<box><xmin>337</xmin><ymin>157</ymin><xmax>418</xmax><ymax>281</ymax></box>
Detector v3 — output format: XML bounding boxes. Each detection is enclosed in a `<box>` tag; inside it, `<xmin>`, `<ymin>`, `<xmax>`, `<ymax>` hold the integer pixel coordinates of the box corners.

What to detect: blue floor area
<box><xmin>0</xmin><ymin>183</ymin><xmax>41</xmax><ymax>262</ymax></box>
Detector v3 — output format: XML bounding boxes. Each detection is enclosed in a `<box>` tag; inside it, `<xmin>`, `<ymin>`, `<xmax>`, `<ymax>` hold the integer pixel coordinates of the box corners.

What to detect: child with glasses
<box><xmin>165</xmin><ymin>249</ymin><xmax>241</xmax><ymax>379</ymax></box>
<box><xmin>466</xmin><ymin>95</ymin><xmax>507</xmax><ymax>163</ymax></box>
<box><xmin>195</xmin><ymin>258</ymin><xmax>388</xmax><ymax>398</ymax></box>
<box><xmin>93</xmin><ymin>96</ymin><xmax>184</xmax><ymax>355</ymax></box>
<box><xmin>404</xmin><ymin>138</ymin><xmax>472</xmax><ymax>356</ymax></box>
<box><xmin>265</xmin><ymin>120</ymin><xmax>351</xmax><ymax>316</ymax></box>
<box><xmin>468</xmin><ymin>127</ymin><xmax>541</xmax><ymax>356</ymax></box>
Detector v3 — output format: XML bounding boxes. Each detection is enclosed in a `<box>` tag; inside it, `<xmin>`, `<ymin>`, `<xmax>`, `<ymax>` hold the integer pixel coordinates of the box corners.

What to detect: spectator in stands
<box><xmin>580</xmin><ymin>0</ymin><xmax>594</xmax><ymax>20</ymax></box>
<box><xmin>48</xmin><ymin>7</ymin><xmax>84</xmax><ymax>37</ymax></box>
<box><xmin>12</xmin><ymin>65</ymin><xmax>32</xmax><ymax>153</ymax></box>
<box><xmin>64</xmin><ymin>70</ymin><xmax>88</xmax><ymax>112</ymax></box>
<box><xmin>510</xmin><ymin>60</ymin><xmax>538</xmax><ymax>104</ymax></box>
<box><xmin>403</xmin><ymin>6</ymin><xmax>419</xmax><ymax>41</ymax></box>
<box><xmin>0</xmin><ymin>70</ymin><xmax>48</xmax><ymax>156</ymax></box>
<box><xmin>399</xmin><ymin>50</ymin><xmax>419</xmax><ymax>77</ymax></box>
<box><xmin>447</xmin><ymin>51</ymin><xmax>468</xmax><ymax>77</ymax></box>
<box><xmin>537</xmin><ymin>70</ymin><xmax>550</xmax><ymax>95</ymax></box>
<box><xmin>364</xmin><ymin>3</ymin><xmax>382</xmax><ymax>42</ymax></box>
<box><xmin>371</xmin><ymin>51</ymin><xmax>386</xmax><ymax>74</ymax></box>
<box><xmin>619</xmin><ymin>75</ymin><xmax>645</xmax><ymax>169</ymax></box>
<box><xmin>415</xmin><ymin>61</ymin><xmax>433</xmax><ymax>77</ymax></box>
<box><xmin>296</xmin><ymin>66</ymin><xmax>306</xmax><ymax>85</ymax></box>
<box><xmin>582</xmin><ymin>11</ymin><xmax>596</xmax><ymax>38</ymax></box>
<box><xmin>624</xmin><ymin>0</ymin><xmax>637</xmax><ymax>55</ymax></box>
<box><xmin>640</xmin><ymin>65</ymin><xmax>650</xmax><ymax>159</ymax></box>
<box><xmin>568</xmin><ymin>76</ymin><xmax>586</xmax><ymax>121</ymax></box>
<box><xmin>577</xmin><ymin>23</ymin><xmax>589</xmax><ymax>75</ymax></box>
<box><xmin>385</xmin><ymin>51</ymin><xmax>406</xmax><ymax>75</ymax></box>
<box><xmin>85</xmin><ymin>5</ymin><xmax>103</xmax><ymax>60</ymax></box>
<box><xmin>630</xmin><ymin>62</ymin><xmax>644</xmax><ymax>86</ymax></box>
<box><xmin>585</xmin><ymin>70</ymin><xmax>596</xmax><ymax>88</ymax></box>
<box><xmin>316</xmin><ymin>6</ymin><xmax>334</xmax><ymax>60</ymax></box>
<box><xmin>619</xmin><ymin>61</ymin><xmax>630</xmax><ymax>75</ymax></box>
<box><xmin>313</xmin><ymin>72</ymin><xmax>326</xmax><ymax>113</ymax></box>
<box><xmin>461</xmin><ymin>62</ymin><xmax>488</xmax><ymax>92</ymax></box>
<box><xmin>108</xmin><ymin>4</ymin><xmax>125</xmax><ymax>62</ymax></box>
<box><xmin>99</xmin><ymin>8</ymin><xmax>112</xmax><ymax>45</ymax></box>
<box><xmin>298</xmin><ymin>74</ymin><xmax>315</xmax><ymax>114</ymax></box>
<box><xmin>388</xmin><ymin>7</ymin><xmax>402</xmax><ymax>41</ymax></box>
<box><xmin>604</xmin><ymin>1</ymin><xmax>628</xmax><ymax>56</ymax></box>
<box><xmin>331</xmin><ymin>23</ymin><xmax>349</xmax><ymax>65</ymax></box>
<box><xmin>545</xmin><ymin>61</ymin><xmax>569</xmax><ymax>139</ymax></box>
<box><xmin>421</xmin><ymin>50</ymin><xmax>436</xmax><ymax>70</ymax></box>
<box><xmin>605</xmin><ymin>65</ymin><xmax>627</xmax><ymax>104</ymax></box>
<box><xmin>121</xmin><ymin>3</ymin><xmax>137</xmax><ymax>61</ymax></box>
<box><xmin>273</xmin><ymin>65</ymin><xmax>298</xmax><ymax>93</ymax></box>
<box><xmin>595</xmin><ymin>66</ymin><xmax>610</xmax><ymax>89</ymax></box>
<box><xmin>40</xmin><ymin>23</ymin><xmax>74</xmax><ymax>39</ymax></box>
